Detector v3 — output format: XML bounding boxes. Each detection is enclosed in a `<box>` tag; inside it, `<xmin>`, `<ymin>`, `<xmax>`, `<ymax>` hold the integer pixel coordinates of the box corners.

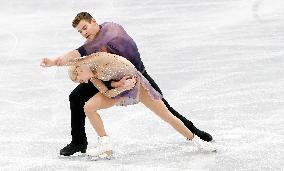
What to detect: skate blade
<box><xmin>58</xmin><ymin>152</ymin><xmax>86</xmax><ymax>159</ymax></box>
<box><xmin>58</xmin><ymin>153</ymin><xmax>86</xmax><ymax>160</ymax></box>
<box><xmin>199</xmin><ymin>146</ymin><xmax>217</xmax><ymax>153</ymax></box>
<box><xmin>88</xmin><ymin>150</ymin><xmax>113</xmax><ymax>161</ymax></box>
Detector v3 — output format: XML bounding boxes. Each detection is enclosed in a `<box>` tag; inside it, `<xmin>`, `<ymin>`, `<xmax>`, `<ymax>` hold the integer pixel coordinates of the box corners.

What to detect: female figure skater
<box><xmin>65</xmin><ymin>52</ymin><xmax>216</xmax><ymax>158</ymax></box>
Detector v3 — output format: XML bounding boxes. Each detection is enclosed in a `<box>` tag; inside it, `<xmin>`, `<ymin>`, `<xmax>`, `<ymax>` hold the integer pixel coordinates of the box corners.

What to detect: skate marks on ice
<box><xmin>0</xmin><ymin>30</ymin><xmax>18</xmax><ymax>81</ymax></box>
<box><xmin>58</xmin><ymin>151</ymin><xmax>113</xmax><ymax>161</ymax></box>
<box><xmin>56</xmin><ymin>140</ymin><xmax>217</xmax><ymax>170</ymax></box>
<box><xmin>110</xmin><ymin>141</ymin><xmax>217</xmax><ymax>169</ymax></box>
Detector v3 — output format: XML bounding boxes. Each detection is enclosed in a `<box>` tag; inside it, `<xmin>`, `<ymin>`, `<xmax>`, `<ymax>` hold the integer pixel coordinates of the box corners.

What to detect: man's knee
<box><xmin>69</xmin><ymin>91</ymin><xmax>79</xmax><ymax>102</ymax></box>
<box><xmin>69</xmin><ymin>83</ymin><xmax>98</xmax><ymax>103</ymax></box>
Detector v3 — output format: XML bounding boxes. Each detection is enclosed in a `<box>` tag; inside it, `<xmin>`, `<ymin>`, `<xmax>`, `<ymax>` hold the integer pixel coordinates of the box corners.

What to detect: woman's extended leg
<box><xmin>84</xmin><ymin>93</ymin><xmax>121</xmax><ymax>136</ymax></box>
<box><xmin>139</xmin><ymin>85</ymin><xmax>194</xmax><ymax>140</ymax></box>
<box><xmin>139</xmin><ymin>85</ymin><xmax>216</xmax><ymax>152</ymax></box>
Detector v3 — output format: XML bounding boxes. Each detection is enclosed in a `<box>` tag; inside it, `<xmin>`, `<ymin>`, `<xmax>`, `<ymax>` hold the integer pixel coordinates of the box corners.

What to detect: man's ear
<box><xmin>91</xmin><ymin>19</ymin><xmax>97</xmax><ymax>24</ymax></box>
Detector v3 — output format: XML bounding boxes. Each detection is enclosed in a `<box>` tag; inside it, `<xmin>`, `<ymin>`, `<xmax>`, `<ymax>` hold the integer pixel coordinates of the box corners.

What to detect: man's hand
<box><xmin>40</xmin><ymin>58</ymin><xmax>57</xmax><ymax>67</ymax></box>
<box><xmin>40</xmin><ymin>50</ymin><xmax>81</xmax><ymax>67</ymax></box>
<box><xmin>111</xmin><ymin>76</ymin><xmax>131</xmax><ymax>88</ymax></box>
<box><xmin>122</xmin><ymin>76</ymin><xmax>137</xmax><ymax>90</ymax></box>
<box><xmin>56</xmin><ymin>56</ymin><xmax>70</xmax><ymax>66</ymax></box>
<box><xmin>100</xmin><ymin>46</ymin><xmax>108</xmax><ymax>52</ymax></box>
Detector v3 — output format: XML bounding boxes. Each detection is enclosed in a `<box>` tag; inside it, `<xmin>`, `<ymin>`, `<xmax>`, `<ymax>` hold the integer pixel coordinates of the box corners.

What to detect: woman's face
<box><xmin>76</xmin><ymin>67</ymin><xmax>92</xmax><ymax>83</ymax></box>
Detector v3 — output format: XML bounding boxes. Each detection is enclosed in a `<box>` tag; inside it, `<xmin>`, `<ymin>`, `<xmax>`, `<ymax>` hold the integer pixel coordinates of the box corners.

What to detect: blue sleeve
<box><xmin>76</xmin><ymin>46</ymin><xmax>87</xmax><ymax>56</ymax></box>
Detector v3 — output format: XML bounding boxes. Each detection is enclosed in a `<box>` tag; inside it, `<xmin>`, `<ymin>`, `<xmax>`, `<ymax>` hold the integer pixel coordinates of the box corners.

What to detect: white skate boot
<box><xmin>87</xmin><ymin>136</ymin><xmax>113</xmax><ymax>160</ymax></box>
<box><xmin>190</xmin><ymin>135</ymin><xmax>217</xmax><ymax>152</ymax></box>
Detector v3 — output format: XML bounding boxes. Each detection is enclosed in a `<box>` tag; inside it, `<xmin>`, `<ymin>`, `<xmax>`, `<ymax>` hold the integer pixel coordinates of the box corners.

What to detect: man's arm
<box><xmin>56</xmin><ymin>50</ymin><xmax>81</xmax><ymax>66</ymax></box>
<box><xmin>90</xmin><ymin>77</ymin><xmax>136</xmax><ymax>98</ymax></box>
<box><xmin>104</xmin><ymin>37</ymin><xmax>139</xmax><ymax>88</ymax></box>
<box><xmin>40</xmin><ymin>50</ymin><xmax>81</xmax><ymax>67</ymax></box>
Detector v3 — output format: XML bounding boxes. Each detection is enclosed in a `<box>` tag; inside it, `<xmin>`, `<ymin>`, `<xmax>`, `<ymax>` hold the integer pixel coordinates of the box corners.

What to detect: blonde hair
<box><xmin>68</xmin><ymin>66</ymin><xmax>79</xmax><ymax>82</ymax></box>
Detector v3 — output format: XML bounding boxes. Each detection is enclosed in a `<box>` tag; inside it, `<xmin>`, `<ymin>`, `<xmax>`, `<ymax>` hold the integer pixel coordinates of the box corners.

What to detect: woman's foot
<box><xmin>87</xmin><ymin>136</ymin><xmax>113</xmax><ymax>160</ymax></box>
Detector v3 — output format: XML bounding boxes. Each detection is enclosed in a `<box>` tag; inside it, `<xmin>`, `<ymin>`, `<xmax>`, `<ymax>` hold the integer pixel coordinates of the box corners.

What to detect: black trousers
<box><xmin>69</xmin><ymin>70</ymin><xmax>194</xmax><ymax>144</ymax></box>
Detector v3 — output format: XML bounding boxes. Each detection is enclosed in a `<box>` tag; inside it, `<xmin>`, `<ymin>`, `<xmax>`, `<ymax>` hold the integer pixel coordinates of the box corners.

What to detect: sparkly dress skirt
<box><xmin>113</xmin><ymin>71</ymin><xmax>163</xmax><ymax>106</ymax></box>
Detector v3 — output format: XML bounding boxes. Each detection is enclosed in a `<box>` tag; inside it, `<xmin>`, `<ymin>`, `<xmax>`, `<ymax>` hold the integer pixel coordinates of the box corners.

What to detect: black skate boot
<box><xmin>60</xmin><ymin>142</ymin><xmax>88</xmax><ymax>156</ymax></box>
<box><xmin>186</xmin><ymin>121</ymin><xmax>213</xmax><ymax>142</ymax></box>
<box><xmin>195</xmin><ymin>130</ymin><xmax>213</xmax><ymax>142</ymax></box>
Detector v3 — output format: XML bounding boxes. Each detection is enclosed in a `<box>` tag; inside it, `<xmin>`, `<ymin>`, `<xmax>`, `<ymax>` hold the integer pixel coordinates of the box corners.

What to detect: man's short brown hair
<box><xmin>72</xmin><ymin>12</ymin><xmax>93</xmax><ymax>28</ymax></box>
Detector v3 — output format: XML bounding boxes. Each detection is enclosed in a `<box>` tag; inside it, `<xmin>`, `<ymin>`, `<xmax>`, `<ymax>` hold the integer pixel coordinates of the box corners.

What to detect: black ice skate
<box><xmin>186</xmin><ymin>121</ymin><xmax>213</xmax><ymax>142</ymax></box>
<box><xmin>59</xmin><ymin>142</ymin><xmax>88</xmax><ymax>156</ymax></box>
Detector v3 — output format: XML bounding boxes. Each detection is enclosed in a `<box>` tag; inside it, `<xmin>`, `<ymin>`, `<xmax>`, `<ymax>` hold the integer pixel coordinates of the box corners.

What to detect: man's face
<box><xmin>76</xmin><ymin>19</ymin><xmax>99</xmax><ymax>40</ymax></box>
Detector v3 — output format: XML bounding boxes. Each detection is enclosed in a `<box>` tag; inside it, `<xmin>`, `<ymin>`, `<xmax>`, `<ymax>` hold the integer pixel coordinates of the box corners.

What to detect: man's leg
<box><xmin>142</xmin><ymin>71</ymin><xmax>213</xmax><ymax>142</ymax></box>
<box><xmin>60</xmin><ymin>81</ymin><xmax>99</xmax><ymax>156</ymax></box>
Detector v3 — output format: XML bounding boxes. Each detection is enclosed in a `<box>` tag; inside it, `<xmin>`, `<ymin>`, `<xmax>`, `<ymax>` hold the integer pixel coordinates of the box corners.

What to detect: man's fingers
<box><xmin>40</xmin><ymin>63</ymin><xmax>46</xmax><ymax>67</ymax></box>
<box><xmin>40</xmin><ymin>58</ymin><xmax>47</xmax><ymax>67</ymax></box>
<box><xmin>56</xmin><ymin>59</ymin><xmax>59</xmax><ymax>65</ymax></box>
<box><xmin>57</xmin><ymin>58</ymin><xmax>66</xmax><ymax>66</ymax></box>
<box><xmin>123</xmin><ymin>76</ymin><xmax>131</xmax><ymax>80</ymax></box>
<box><xmin>56</xmin><ymin>59</ymin><xmax>62</xmax><ymax>66</ymax></box>
<box><xmin>129</xmin><ymin>77</ymin><xmax>136</xmax><ymax>83</ymax></box>
<box><xmin>127</xmin><ymin>79</ymin><xmax>136</xmax><ymax>86</ymax></box>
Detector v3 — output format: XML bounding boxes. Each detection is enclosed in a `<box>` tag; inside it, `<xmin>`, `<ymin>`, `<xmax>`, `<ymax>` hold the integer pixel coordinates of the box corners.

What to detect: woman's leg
<box><xmin>84</xmin><ymin>93</ymin><xmax>121</xmax><ymax>137</ymax></box>
<box><xmin>143</xmin><ymin>71</ymin><xmax>212</xmax><ymax>142</ymax></box>
<box><xmin>139</xmin><ymin>85</ymin><xmax>194</xmax><ymax>140</ymax></box>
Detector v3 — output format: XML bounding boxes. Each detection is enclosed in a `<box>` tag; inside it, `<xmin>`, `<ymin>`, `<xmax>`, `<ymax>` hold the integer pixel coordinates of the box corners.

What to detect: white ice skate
<box><xmin>190</xmin><ymin>135</ymin><xmax>217</xmax><ymax>152</ymax></box>
<box><xmin>86</xmin><ymin>136</ymin><xmax>113</xmax><ymax>160</ymax></box>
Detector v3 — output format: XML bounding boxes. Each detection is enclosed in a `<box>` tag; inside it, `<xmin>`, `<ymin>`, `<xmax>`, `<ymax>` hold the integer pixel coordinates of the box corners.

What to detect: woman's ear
<box><xmin>76</xmin><ymin>67</ymin><xmax>83</xmax><ymax>73</ymax></box>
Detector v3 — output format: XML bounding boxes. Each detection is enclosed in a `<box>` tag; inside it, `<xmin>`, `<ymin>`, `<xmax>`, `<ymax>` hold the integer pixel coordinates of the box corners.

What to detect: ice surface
<box><xmin>0</xmin><ymin>0</ymin><xmax>284</xmax><ymax>170</ymax></box>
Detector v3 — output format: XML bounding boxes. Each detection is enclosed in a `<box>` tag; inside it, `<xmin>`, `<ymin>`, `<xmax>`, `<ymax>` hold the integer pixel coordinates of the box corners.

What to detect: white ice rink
<box><xmin>0</xmin><ymin>0</ymin><xmax>284</xmax><ymax>170</ymax></box>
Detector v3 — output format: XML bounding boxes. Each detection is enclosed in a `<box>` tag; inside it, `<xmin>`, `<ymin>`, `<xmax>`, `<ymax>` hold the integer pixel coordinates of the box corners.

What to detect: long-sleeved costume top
<box><xmin>68</xmin><ymin>52</ymin><xmax>162</xmax><ymax>106</ymax></box>
<box><xmin>76</xmin><ymin>22</ymin><xmax>145</xmax><ymax>73</ymax></box>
